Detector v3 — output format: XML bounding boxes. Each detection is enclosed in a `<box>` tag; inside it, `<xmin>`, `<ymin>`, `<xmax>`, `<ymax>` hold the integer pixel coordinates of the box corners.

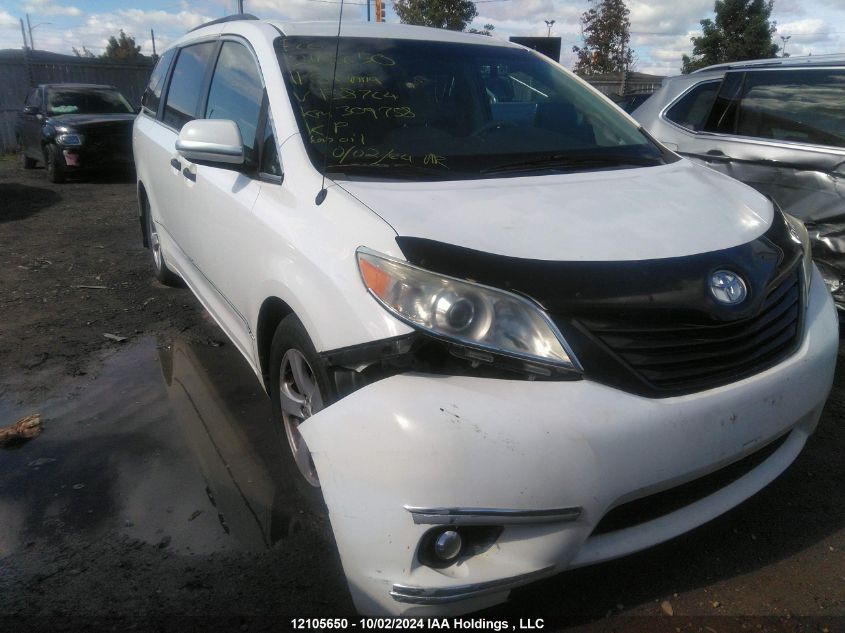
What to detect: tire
<box><xmin>143</xmin><ymin>196</ymin><xmax>181</xmax><ymax>287</ymax></box>
<box><xmin>269</xmin><ymin>315</ymin><xmax>336</xmax><ymax>510</ymax></box>
<box><xmin>21</xmin><ymin>151</ymin><xmax>36</xmax><ymax>169</ymax></box>
<box><xmin>44</xmin><ymin>144</ymin><xmax>65</xmax><ymax>183</ymax></box>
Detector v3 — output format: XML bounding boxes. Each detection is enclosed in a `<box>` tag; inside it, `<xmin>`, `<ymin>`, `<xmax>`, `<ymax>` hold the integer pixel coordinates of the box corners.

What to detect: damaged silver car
<box><xmin>633</xmin><ymin>55</ymin><xmax>845</xmax><ymax>309</ymax></box>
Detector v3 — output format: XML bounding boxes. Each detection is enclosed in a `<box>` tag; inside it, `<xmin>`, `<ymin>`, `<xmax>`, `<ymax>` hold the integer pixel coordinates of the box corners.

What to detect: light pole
<box><xmin>545</xmin><ymin>19</ymin><xmax>555</xmax><ymax>37</ymax></box>
<box><xmin>781</xmin><ymin>35</ymin><xmax>791</xmax><ymax>57</ymax></box>
<box><xmin>26</xmin><ymin>14</ymin><xmax>51</xmax><ymax>51</ymax></box>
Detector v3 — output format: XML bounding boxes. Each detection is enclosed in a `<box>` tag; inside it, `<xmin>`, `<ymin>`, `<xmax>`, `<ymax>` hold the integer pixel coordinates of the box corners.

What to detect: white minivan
<box><xmin>133</xmin><ymin>15</ymin><xmax>838</xmax><ymax>616</ymax></box>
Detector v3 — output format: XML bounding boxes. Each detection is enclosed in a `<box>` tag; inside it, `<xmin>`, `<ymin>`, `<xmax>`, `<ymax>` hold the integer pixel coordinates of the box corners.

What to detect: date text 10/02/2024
<box><xmin>290</xmin><ymin>619</ymin><xmax>545</xmax><ymax>630</ymax></box>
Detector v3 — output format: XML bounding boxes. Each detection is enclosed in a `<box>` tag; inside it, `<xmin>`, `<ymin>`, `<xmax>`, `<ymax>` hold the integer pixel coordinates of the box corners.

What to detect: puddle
<box><xmin>0</xmin><ymin>335</ymin><xmax>317</xmax><ymax>558</ymax></box>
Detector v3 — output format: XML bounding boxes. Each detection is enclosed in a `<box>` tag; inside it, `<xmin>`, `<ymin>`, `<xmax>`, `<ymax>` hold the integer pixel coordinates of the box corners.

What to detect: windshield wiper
<box><xmin>481</xmin><ymin>152</ymin><xmax>663</xmax><ymax>175</ymax></box>
<box><xmin>325</xmin><ymin>163</ymin><xmax>459</xmax><ymax>180</ymax></box>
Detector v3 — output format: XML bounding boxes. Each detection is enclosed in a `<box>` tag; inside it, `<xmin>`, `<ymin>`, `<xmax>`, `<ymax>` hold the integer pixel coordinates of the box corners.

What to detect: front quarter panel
<box><xmin>245</xmin><ymin>137</ymin><xmax>413</xmax><ymax>357</ymax></box>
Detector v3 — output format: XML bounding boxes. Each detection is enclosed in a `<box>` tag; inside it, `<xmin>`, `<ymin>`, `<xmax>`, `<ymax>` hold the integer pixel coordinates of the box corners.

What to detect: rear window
<box><xmin>705</xmin><ymin>69</ymin><xmax>845</xmax><ymax>148</ymax></box>
<box><xmin>276</xmin><ymin>36</ymin><xmax>668</xmax><ymax>180</ymax></box>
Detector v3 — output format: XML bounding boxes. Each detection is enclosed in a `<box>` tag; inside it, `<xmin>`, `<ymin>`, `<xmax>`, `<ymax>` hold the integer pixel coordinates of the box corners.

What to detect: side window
<box><xmin>664</xmin><ymin>81</ymin><xmax>720</xmax><ymax>131</ymax></box>
<box><xmin>205</xmin><ymin>41</ymin><xmax>264</xmax><ymax>161</ymax></box>
<box><xmin>732</xmin><ymin>69</ymin><xmax>845</xmax><ymax>148</ymax></box>
<box><xmin>141</xmin><ymin>48</ymin><xmax>176</xmax><ymax>115</ymax></box>
<box><xmin>260</xmin><ymin>114</ymin><xmax>281</xmax><ymax>178</ymax></box>
<box><xmin>703</xmin><ymin>72</ymin><xmax>744</xmax><ymax>135</ymax></box>
<box><xmin>163</xmin><ymin>42</ymin><xmax>216</xmax><ymax>131</ymax></box>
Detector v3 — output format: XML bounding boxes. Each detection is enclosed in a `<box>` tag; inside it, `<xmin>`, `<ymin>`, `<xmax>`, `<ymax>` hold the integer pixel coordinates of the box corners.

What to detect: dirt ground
<box><xmin>1</xmin><ymin>154</ymin><xmax>844</xmax><ymax>633</ymax></box>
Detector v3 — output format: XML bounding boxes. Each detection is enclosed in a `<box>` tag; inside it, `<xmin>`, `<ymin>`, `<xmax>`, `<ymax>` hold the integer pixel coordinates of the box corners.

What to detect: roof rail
<box><xmin>188</xmin><ymin>13</ymin><xmax>259</xmax><ymax>33</ymax></box>
<box><xmin>693</xmin><ymin>53</ymin><xmax>845</xmax><ymax>74</ymax></box>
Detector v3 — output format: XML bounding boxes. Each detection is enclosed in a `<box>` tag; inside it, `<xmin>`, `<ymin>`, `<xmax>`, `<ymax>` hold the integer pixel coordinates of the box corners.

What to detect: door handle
<box><xmin>182</xmin><ymin>167</ymin><xmax>196</xmax><ymax>182</ymax></box>
<box><xmin>170</xmin><ymin>158</ymin><xmax>181</xmax><ymax>170</ymax></box>
<box><xmin>701</xmin><ymin>149</ymin><xmax>731</xmax><ymax>163</ymax></box>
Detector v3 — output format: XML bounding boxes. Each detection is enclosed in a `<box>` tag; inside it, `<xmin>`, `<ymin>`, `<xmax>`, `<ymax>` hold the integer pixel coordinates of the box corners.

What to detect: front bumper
<box><xmin>59</xmin><ymin>145</ymin><xmax>134</xmax><ymax>171</ymax></box>
<box><xmin>301</xmin><ymin>267</ymin><xmax>838</xmax><ymax>616</ymax></box>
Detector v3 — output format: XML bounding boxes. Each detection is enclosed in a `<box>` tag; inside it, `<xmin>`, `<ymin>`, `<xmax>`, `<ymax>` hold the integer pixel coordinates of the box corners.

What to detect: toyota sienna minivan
<box><xmin>133</xmin><ymin>15</ymin><xmax>838</xmax><ymax>616</ymax></box>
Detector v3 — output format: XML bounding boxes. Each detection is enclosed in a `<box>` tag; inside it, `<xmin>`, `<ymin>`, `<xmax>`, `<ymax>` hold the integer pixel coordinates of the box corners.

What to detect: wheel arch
<box><xmin>256</xmin><ymin>296</ymin><xmax>296</xmax><ymax>391</ymax></box>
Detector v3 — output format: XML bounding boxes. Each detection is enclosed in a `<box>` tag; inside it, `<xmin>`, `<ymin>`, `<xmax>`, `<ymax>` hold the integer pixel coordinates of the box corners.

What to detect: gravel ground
<box><xmin>1</xmin><ymin>155</ymin><xmax>844</xmax><ymax>633</ymax></box>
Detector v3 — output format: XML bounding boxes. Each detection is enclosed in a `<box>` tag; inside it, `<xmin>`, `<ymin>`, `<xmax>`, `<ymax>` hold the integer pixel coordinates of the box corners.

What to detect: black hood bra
<box><xmin>397</xmin><ymin>210</ymin><xmax>804</xmax><ymax>397</ymax></box>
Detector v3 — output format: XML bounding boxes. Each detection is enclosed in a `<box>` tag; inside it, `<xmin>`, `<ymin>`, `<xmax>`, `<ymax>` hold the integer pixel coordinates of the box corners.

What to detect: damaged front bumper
<box><xmin>300</xmin><ymin>268</ymin><xmax>838</xmax><ymax>616</ymax></box>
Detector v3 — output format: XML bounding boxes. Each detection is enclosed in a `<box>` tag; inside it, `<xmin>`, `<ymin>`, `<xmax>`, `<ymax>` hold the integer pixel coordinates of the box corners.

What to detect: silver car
<box><xmin>633</xmin><ymin>55</ymin><xmax>845</xmax><ymax>309</ymax></box>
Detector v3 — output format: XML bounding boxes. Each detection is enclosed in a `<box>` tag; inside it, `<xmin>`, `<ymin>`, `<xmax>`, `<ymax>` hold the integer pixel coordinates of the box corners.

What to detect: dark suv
<box><xmin>16</xmin><ymin>83</ymin><xmax>137</xmax><ymax>183</ymax></box>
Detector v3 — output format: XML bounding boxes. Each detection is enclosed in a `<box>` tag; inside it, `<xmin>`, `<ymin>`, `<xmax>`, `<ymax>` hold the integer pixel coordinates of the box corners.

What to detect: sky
<box><xmin>0</xmin><ymin>0</ymin><xmax>843</xmax><ymax>76</ymax></box>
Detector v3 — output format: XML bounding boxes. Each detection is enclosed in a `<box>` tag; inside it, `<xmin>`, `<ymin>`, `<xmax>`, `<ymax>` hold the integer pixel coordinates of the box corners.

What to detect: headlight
<box><xmin>56</xmin><ymin>133</ymin><xmax>82</xmax><ymax>146</ymax></box>
<box><xmin>783</xmin><ymin>212</ymin><xmax>814</xmax><ymax>294</ymax></box>
<box><xmin>357</xmin><ymin>248</ymin><xmax>580</xmax><ymax>371</ymax></box>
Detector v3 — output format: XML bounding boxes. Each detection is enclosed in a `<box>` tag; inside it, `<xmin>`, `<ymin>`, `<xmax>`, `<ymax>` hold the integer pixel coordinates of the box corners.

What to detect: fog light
<box><xmin>434</xmin><ymin>529</ymin><xmax>462</xmax><ymax>561</ymax></box>
<box><xmin>418</xmin><ymin>526</ymin><xmax>501</xmax><ymax>569</ymax></box>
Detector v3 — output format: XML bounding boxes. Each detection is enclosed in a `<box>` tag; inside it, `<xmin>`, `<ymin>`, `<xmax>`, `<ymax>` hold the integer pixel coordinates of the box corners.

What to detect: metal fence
<box><xmin>582</xmin><ymin>72</ymin><xmax>665</xmax><ymax>97</ymax></box>
<box><xmin>0</xmin><ymin>50</ymin><xmax>153</xmax><ymax>154</ymax></box>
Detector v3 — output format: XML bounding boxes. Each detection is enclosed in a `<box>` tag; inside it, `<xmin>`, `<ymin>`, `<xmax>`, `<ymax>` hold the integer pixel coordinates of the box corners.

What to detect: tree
<box><xmin>101</xmin><ymin>30</ymin><xmax>144</xmax><ymax>62</ymax></box>
<box><xmin>572</xmin><ymin>0</ymin><xmax>635</xmax><ymax>75</ymax></box>
<box><xmin>681</xmin><ymin>0</ymin><xmax>779</xmax><ymax>73</ymax></box>
<box><xmin>72</xmin><ymin>46</ymin><xmax>96</xmax><ymax>58</ymax></box>
<box><xmin>393</xmin><ymin>0</ymin><xmax>478</xmax><ymax>31</ymax></box>
<box><xmin>468</xmin><ymin>23</ymin><xmax>495</xmax><ymax>36</ymax></box>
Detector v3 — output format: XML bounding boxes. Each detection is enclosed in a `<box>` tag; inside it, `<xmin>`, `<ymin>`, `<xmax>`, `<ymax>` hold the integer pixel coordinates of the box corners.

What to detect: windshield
<box><xmin>47</xmin><ymin>87</ymin><xmax>134</xmax><ymax>116</ymax></box>
<box><xmin>276</xmin><ymin>36</ymin><xmax>670</xmax><ymax>180</ymax></box>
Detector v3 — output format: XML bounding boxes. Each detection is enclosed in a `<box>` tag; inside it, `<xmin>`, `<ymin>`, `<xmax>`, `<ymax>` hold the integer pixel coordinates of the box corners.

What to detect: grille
<box><xmin>592</xmin><ymin>432</ymin><xmax>789</xmax><ymax>536</ymax></box>
<box><xmin>580</xmin><ymin>267</ymin><xmax>802</xmax><ymax>395</ymax></box>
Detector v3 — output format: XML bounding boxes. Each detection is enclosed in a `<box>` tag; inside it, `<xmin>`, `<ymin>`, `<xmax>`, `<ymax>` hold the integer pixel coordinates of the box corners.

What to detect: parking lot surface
<box><xmin>1</xmin><ymin>156</ymin><xmax>844</xmax><ymax>632</ymax></box>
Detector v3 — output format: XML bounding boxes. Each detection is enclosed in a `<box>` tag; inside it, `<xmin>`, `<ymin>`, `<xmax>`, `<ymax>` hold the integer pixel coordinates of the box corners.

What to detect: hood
<box><xmin>50</xmin><ymin>113</ymin><xmax>136</xmax><ymax>129</ymax></box>
<box><xmin>338</xmin><ymin>159</ymin><xmax>774</xmax><ymax>262</ymax></box>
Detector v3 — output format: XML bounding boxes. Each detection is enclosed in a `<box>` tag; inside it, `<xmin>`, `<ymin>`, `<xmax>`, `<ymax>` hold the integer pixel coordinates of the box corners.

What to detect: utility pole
<box><xmin>374</xmin><ymin>0</ymin><xmax>385</xmax><ymax>22</ymax></box>
<box><xmin>151</xmin><ymin>29</ymin><xmax>157</xmax><ymax>57</ymax></box>
<box><xmin>367</xmin><ymin>0</ymin><xmax>371</xmax><ymax>22</ymax></box>
<box><xmin>237</xmin><ymin>0</ymin><xmax>244</xmax><ymax>13</ymax></box>
<box><xmin>21</xmin><ymin>17</ymin><xmax>34</xmax><ymax>88</ymax></box>
<box><xmin>20</xmin><ymin>18</ymin><xmax>29</xmax><ymax>49</ymax></box>
<box><xmin>26</xmin><ymin>13</ymin><xmax>51</xmax><ymax>51</ymax></box>
<box><xmin>26</xmin><ymin>14</ymin><xmax>34</xmax><ymax>51</ymax></box>
<box><xmin>620</xmin><ymin>39</ymin><xmax>627</xmax><ymax>95</ymax></box>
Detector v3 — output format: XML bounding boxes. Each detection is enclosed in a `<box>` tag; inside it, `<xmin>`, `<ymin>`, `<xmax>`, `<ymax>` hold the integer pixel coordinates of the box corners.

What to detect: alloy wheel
<box><xmin>278</xmin><ymin>348</ymin><xmax>324</xmax><ymax>487</ymax></box>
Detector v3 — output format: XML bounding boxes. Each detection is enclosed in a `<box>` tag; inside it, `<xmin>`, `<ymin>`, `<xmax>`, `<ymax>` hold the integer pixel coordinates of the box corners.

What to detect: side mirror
<box><xmin>175</xmin><ymin>119</ymin><xmax>244</xmax><ymax>166</ymax></box>
<box><xmin>23</xmin><ymin>105</ymin><xmax>40</xmax><ymax>115</ymax></box>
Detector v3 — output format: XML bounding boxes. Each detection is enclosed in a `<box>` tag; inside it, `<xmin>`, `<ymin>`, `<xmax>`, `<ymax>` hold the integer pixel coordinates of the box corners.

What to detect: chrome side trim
<box><xmin>390</xmin><ymin>567</ymin><xmax>555</xmax><ymax>605</ymax></box>
<box><xmin>404</xmin><ymin>505</ymin><xmax>582</xmax><ymax>525</ymax></box>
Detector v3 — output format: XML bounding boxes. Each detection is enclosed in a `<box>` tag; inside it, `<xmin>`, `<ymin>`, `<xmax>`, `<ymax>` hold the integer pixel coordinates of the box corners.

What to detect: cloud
<box><xmin>0</xmin><ymin>0</ymin><xmax>842</xmax><ymax>76</ymax></box>
<box><xmin>777</xmin><ymin>18</ymin><xmax>833</xmax><ymax>43</ymax></box>
<box><xmin>0</xmin><ymin>10</ymin><xmax>19</xmax><ymax>28</ymax></box>
<box><xmin>22</xmin><ymin>0</ymin><xmax>82</xmax><ymax>18</ymax></box>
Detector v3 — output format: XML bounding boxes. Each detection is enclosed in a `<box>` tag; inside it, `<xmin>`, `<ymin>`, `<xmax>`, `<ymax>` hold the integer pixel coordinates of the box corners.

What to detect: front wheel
<box><xmin>44</xmin><ymin>144</ymin><xmax>65</xmax><ymax>183</ymax></box>
<box><xmin>269</xmin><ymin>315</ymin><xmax>335</xmax><ymax>508</ymax></box>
